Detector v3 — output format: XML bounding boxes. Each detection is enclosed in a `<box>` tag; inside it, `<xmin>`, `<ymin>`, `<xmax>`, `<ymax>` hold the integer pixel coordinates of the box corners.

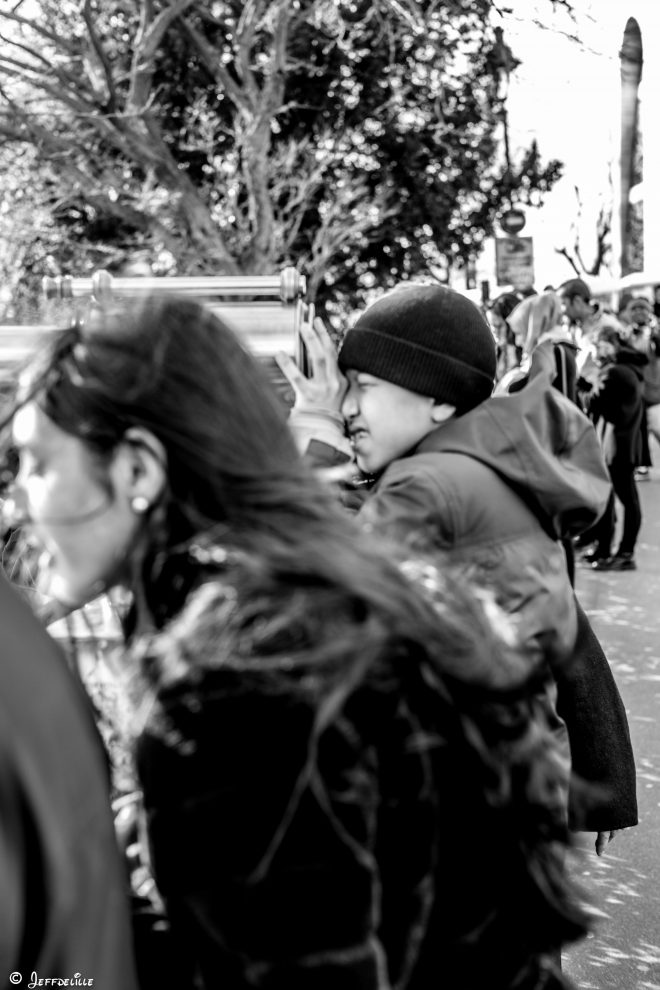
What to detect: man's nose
<box><xmin>341</xmin><ymin>388</ymin><xmax>358</xmax><ymax>419</ymax></box>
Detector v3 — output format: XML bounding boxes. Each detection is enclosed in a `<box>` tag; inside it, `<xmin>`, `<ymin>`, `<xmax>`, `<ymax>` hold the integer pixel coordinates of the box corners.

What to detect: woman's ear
<box><xmin>112</xmin><ymin>426</ymin><xmax>167</xmax><ymax>511</ymax></box>
<box><xmin>431</xmin><ymin>402</ymin><xmax>456</xmax><ymax>425</ymax></box>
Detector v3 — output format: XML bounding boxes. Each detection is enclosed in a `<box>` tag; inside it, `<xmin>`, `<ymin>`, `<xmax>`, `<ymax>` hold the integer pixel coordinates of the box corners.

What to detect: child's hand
<box><xmin>276</xmin><ymin>317</ymin><xmax>347</xmax><ymax>414</ymax></box>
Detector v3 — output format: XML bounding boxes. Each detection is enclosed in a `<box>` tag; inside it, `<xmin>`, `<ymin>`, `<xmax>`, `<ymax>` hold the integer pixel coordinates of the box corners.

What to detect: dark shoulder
<box><xmin>137</xmin><ymin>546</ymin><xmax>389</xmax><ymax>706</ymax></box>
<box><xmin>608</xmin><ymin>361</ymin><xmax>642</xmax><ymax>389</ymax></box>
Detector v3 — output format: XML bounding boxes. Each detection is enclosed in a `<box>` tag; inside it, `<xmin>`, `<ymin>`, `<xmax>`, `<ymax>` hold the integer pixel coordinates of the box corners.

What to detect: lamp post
<box><xmin>619</xmin><ymin>17</ymin><xmax>643</xmax><ymax>276</ymax></box>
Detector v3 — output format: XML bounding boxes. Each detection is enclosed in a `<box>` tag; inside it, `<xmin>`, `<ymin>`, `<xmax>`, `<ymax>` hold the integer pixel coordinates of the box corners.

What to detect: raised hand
<box><xmin>276</xmin><ymin>316</ymin><xmax>348</xmax><ymax>414</ymax></box>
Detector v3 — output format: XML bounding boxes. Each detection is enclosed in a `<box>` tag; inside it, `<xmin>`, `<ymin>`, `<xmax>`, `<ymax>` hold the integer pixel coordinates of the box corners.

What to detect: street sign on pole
<box><xmin>499</xmin><ymin>208</ymin><xmax>527</xmax><ymax>235</ymax></box>
<box><xmin>495</xmin><ymin>236</ymin><xmax>535</xmax><ymax>290</ymax></box>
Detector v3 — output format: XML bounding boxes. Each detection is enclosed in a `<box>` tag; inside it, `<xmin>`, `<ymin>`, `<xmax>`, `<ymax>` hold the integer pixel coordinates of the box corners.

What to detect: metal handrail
<box><xmin>43</xmin><ymin>266</ymin><xmax>306</xmax><ymax>304</ymax></box>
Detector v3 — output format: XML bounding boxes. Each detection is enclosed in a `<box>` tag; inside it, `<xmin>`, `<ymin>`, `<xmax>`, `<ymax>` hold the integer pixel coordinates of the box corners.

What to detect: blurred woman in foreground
<box><xmin>2</xmin><ymin>296</ymin><xmax>589</xmax><ymax>989</ymax></box>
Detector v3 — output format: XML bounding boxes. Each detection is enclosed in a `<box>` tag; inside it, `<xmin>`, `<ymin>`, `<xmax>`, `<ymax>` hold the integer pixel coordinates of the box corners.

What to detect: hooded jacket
<box><xmin>348</xmin><ymin>378</ymin><xmax>637</xmax><ymax>832</ymax></box>
<box><xmin>356</xmin><ymin>373</ymin><xmax>611</xmax><ymax>667</ymax></box>
<box><xmin>295</xmin><ymin>376</ymin><xmax>637</xmax><ymax>832</ymax></box>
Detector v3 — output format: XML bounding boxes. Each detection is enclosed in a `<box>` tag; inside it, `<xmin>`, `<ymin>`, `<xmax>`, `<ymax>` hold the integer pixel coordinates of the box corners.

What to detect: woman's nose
<box><xmin>1</xmin><ymin>486</ymin><xmax>31</xmax><ymax>531</ymax></box>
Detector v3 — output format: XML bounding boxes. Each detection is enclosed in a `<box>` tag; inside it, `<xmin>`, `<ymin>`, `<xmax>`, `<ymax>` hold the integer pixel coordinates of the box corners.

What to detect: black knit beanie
<box><xmin>338</xmin><ymin>284</ymin><xmax>497</xmax><ymax>412</ymax></box>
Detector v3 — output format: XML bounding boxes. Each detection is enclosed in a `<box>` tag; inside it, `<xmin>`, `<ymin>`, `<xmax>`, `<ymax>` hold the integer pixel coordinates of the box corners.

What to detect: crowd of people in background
<box><xmin>487</xmin><ymin>276</ymin><xmax>660</xmax><ymax>573</ymax></box>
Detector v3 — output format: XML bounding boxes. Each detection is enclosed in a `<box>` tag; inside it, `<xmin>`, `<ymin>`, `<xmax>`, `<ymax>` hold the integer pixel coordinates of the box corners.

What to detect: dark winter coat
<box><xmin>131</xmin><ymin>543</ymin><xmax>581</xmax><ymax>990</ymax></box>
<box><xmin>356</xmin><ymin>374</ymin><xmax>610</xmax><ymax>666</ymax></box>
<box><xmin>303</xmin><ymin>376</ymin><xmax>637</xmax><ymax>833</ymax></box>
<box><xmin>585</xmin><ymin>345</ymin><xmax>647</xmax><ymax>465</ymax></box>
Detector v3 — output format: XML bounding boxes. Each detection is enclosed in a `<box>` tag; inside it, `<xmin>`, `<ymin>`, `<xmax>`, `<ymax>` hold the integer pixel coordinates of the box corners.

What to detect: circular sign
<box><xmin>499</xmin><ymin>208</ymin><xmax>526</xmax><ymax>235</ymax></box>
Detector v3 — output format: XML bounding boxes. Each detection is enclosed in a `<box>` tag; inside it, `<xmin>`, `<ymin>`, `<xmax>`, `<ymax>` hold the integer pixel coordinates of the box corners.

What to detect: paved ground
<box><xmin>564</xmin><ymin>469</ymin><xmax>660</xmax><ymax>989</ymax></box>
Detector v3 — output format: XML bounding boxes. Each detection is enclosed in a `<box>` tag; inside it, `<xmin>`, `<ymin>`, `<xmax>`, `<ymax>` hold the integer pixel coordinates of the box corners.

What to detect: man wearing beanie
<box><xmin>278</xmin><ymin>281</ymin><xmax>637</xmax><ymax>859</ymax></box>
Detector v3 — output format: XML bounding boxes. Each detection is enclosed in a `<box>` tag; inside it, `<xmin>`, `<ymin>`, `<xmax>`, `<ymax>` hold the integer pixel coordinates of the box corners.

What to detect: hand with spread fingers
<box><xmin>276</xmin><ymin>316</ymin><xmax>348</xmax><ymax>414</ymax></box>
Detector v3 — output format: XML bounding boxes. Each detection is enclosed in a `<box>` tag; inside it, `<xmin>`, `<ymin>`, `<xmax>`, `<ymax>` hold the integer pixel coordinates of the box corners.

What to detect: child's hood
<box><xmin>416</xmin><ymin>371</ymin><xmax>611</xmax><ymax>539</ymax></box>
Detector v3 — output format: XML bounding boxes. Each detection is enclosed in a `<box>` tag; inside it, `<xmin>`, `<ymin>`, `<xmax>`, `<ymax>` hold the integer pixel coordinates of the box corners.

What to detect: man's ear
<box><xmin>112</xmin><ymin>426</ymin><xmax>167</xmax><ymax>509</ymax></box>
<box><xmin>431</xmin><ymin>402</ymin><xmax>456</xmax><ymax>424</ymax></box>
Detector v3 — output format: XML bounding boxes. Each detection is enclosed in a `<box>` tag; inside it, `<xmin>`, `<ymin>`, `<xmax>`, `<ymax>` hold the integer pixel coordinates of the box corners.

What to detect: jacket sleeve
<box><xmin>555</xmin><ymin>597</ymin><xmax>638</xmax><ymax>832</ymax></box>
<box><xmin>288</xmin><ymin>408</ymin><xmax>353</xmax><ymax>460</ymax></box>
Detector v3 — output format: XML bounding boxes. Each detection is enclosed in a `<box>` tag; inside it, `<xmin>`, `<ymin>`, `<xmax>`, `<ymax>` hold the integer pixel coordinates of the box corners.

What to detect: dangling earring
<box><xmin>131</xmin><ymin>495</ymin><xmax>150</xmax><ymax>514</ymax></box>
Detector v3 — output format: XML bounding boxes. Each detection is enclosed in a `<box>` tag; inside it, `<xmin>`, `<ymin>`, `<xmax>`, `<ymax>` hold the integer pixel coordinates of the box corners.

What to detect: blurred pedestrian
<box><xmin>505</xmin><ymin>290</ymin><xmax>578</xmax><ymax>401</ymax></box>
<box><xmin>559</xmin><ymin>278</ymin><xmax>624</xmax><ymax>388</ymax></box>
<box><xmin>581</xmin><ymin>326</ymin><xmax>646</xmax><ymax>571</ymax></box>
<box><xmin>498</xmin><ymin>290</ymin><xmax>580</xmax><ymax>581</ymax></box>
<box><xmin>0</xmin><ymin>567</ymin><xmax>138</xmax><ymax>988</ymax></box>
<box><xmin>653</xmin><ymin>284</ymin><xmax>660</xmax><ymax>322</ymax></box>
<box><xmin>2</xmin><ymin>296</ymin><xmax>590</xmax><ymax>990</ymax></box>
<box><xmin>620</xmin><ymin>295</ymin><xmax>660</xmax><ymax>478</ymax></box>
<box><xmin>487</xmin><ymin>290</ymin><xmax>522</xmax><ymax>376</ymax></box>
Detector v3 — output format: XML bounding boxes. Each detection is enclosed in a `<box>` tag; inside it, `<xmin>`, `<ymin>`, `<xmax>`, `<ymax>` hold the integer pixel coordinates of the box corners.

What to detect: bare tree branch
<box><xmin>0</xmin><ymin>31</ymin><xmax>54</xmax><ymax>69</ymax></box>
<box><xmin>179</xmin><ymin>17</ymin><xmax>250</xmax><ymax>110</ymax></box>
<box><xmin>235</xmin><ymin>0</ymin><xmax>263</xmax><ymax>110</ymax></box>
<box><xmin>0</xmin><ymin>10</ymin><xmax>70</xmax><ymax>48</ymax></box>
<box><xmin>553</xmin><ymin>246</ymin><xmax>581</xmax><ymax>277</ymax></box>
<box><xmin>81</xmin><ymin>0</ymin><xmax>119</xmax><ymax>112</ymax></box>
<box><xmin>127</xmin><ymin>0</ymin><xmax>198</xmax><ymax>111</ymax></box>
<box><xmin>553</xmin><ymin>182</ymin><xmax>612</xmax><ymax>277</ymax></box>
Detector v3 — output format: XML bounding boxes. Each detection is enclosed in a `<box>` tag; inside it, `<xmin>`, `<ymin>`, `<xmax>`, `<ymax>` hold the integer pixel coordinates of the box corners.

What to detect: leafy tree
<box><xmin>0</xmin><ymin>0</ymin><xmax>567</xmax><ymax>314</ymax></box>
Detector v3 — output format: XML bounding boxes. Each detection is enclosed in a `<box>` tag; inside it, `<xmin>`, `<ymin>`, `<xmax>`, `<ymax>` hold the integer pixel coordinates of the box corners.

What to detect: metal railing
<box><xmin>0</xmin><ymin>266</ymin><xmax>311</xmax><ymax>373</ymax></box>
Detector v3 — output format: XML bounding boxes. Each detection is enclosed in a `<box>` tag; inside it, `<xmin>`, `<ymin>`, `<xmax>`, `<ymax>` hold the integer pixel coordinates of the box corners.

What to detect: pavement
<box><xmin>564</xmin><ymin>467</ymin><xmax>660</xmax><ymax>989</ymax></box>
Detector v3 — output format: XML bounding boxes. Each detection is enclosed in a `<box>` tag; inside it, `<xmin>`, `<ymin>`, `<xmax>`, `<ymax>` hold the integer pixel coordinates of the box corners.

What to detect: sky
<box><xmin>480</xmin><ymin>0</ymin><xmax>629</xmax><ymax>289</ymax></box>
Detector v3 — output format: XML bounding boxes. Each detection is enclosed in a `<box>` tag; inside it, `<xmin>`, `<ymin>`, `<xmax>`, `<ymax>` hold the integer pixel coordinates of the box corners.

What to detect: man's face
<box><xmin>560</xmin><ymin>293</ymin><xmax>587</xmax><ymax>323</ymax></box>
<box><xmin>627</xmin><ymin>301</ymin><xmax>650</xmax><ymax>327</ymax></box>
<box><xmin>341</xmin><ymin>371</ymin><xmax>440</xmax><ymax>475</ymax></box>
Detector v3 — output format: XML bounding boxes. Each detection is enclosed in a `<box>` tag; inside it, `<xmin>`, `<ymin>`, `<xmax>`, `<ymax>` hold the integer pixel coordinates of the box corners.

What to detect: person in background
<box><xmin>498</xmin><ymin>290</ymin><xmax>578</xmax><ymax>402</ymax></box>
<box><xmin>487</xmin><ymin>290</ymin><xmax>522</xmax><ymax>377</ymax></box>
<box><xmin>620</xmin><ymin>295</ymin><xmax>660</xmax><ymax>479</ymax></box>
<box><xmin>498</xmin><ymin>290</ymin><xmax>581</xmax><ymax>582</ymax></box>
<box><xmin>1</xmin><ymin>295</ymin><xmax>591</xmax><ymax>990</ymax></box>
<box><xmin>559</xmin><ymin>278</ymin><xmax>624</xmax><ymax>388</ymax></box>
<box><xmin>581</xmin><ymin>326</ymin><xmax>647</xmax><ymax>571</ymax></box>
<box><xmin>0</xmin><ymin>567</ymin><xmax>138</xmax><ymax>988</ymax></box>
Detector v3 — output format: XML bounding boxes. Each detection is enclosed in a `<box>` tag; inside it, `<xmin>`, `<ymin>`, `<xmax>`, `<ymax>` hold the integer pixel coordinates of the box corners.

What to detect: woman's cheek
<box><xmin>31</xmin><ymin>477</ymin><xmax>57</xmax><ymax>523</ymax></box>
